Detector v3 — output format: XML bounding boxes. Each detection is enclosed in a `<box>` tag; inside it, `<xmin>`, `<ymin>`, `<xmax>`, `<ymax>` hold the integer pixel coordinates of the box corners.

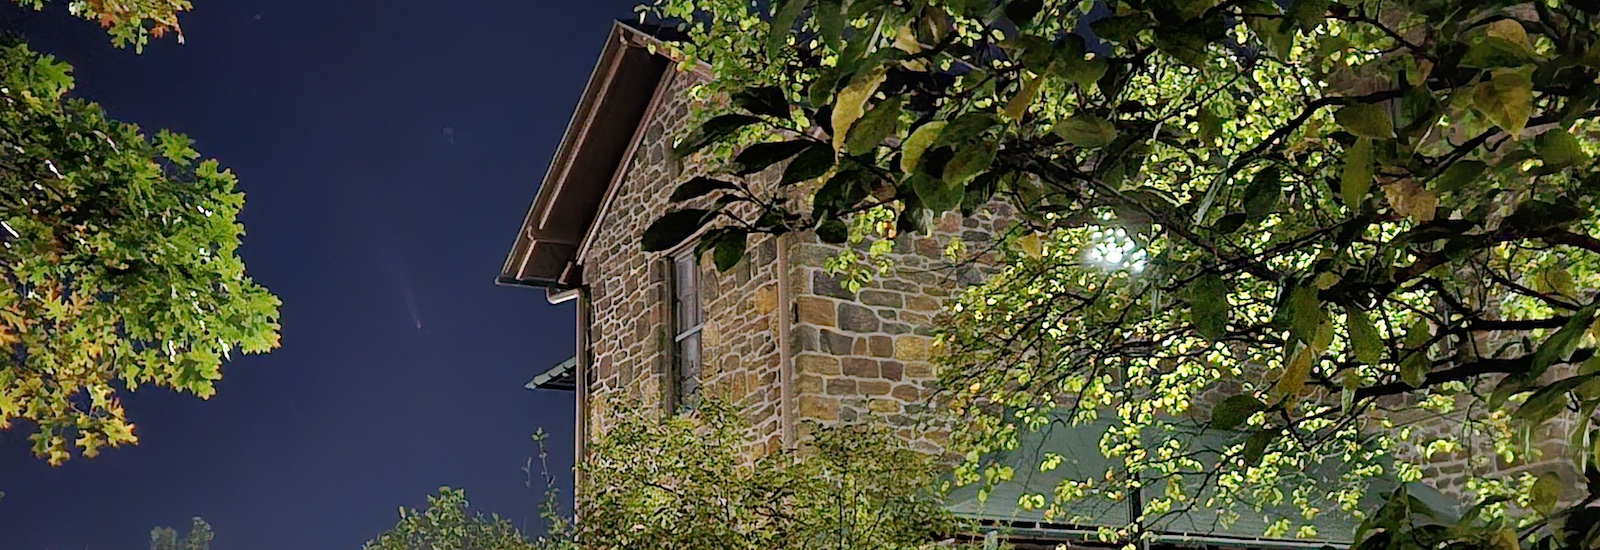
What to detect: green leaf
<box><xmin>1243</xmin><ymin>166</ymin><xmax>1281</xmax><ymax>221</ymax></box>
<box><xmin>1003</xmin><ymin>73</ymin><xmax>1043</xmax><ymax>122</ymax></box>
<box><xmin>942</xmin><ymin>140</ymin><xmax>998</xmax><ymax>186</ymax></box>
<box><xmin>675</xmin><ymin>114</ymin><xmax>762</xmax><ymax>159</ymax></box>
<box><xmin>1529</xmin><ymin>471</ymin><xmax>1563</xmax><ymax>516</ymax></box>
<box><xmin>1347</xmin><ymin>307</ymin><xmax>1383</xmax><ymax>365</ymax></box>
<box><xmin>911</xmin><ymin>172</ymin><xmax>963</xmax><ymax>212</ymax></box>
<box><xmin>813</xmin><ymin>168</ymin><xmax>869</xmax><ymax>218</ymax></box>
<box><xmin>734</xmin><ymin>140</ymin><xmax>812</xmax><ymax>175</ymax></box>
<box><xmin>1196</xmin><ymin>106</ymin><xmax>1222</xmax><ymax>144</ymax></box>
<box><xmin>1049</xmin><ymin>35</ymin><xmax>1100</xmax><ymax>87</ymax></box>
<box><xmin>767</xmin><ymin>0</ymin><xmax>808</xmax><ymax>59</ymax></box>
<box><xmin>1242</xmin><ymin>429</ymin><xmax>1274</xmax><ymax>467</ymax></box>
<box><xmin>1537</xmin><ymin>129</ymin><xmax>1589</xmax><ymax>168</ymax></box>
<box><xmin>781</xmin><ymin>141</ymin><xmax>837</xmax><ymax>185</ymax></box>
<box><xmin>816</xmin><ymin>219</ymin><xmax>849</xmax><ymax>244</ymax></box>
<box><xmin>900</xmin><ymin>121</ymin><xmax>947</xmax><ymax>173</ymax></box>
<box><xmin>670</xmin><ymin>177</ymin><xmax>739</xmax><ymax>202</ymax></box>
<box><xmin>1334</xmin><ymin>104</ymin><xmax>1395</xmax><ymax>139</ymax></box>
<box><xmin>846</xmin><ymin>95</ymin><xmax>904</xmax><ymax>154</ymax></box>
<box><xmin>1211</xmin><ymin>394</ymin><xmax>1264</xmax><ymax>430</ymax></box>
<box><xmin>1154</xmin><ymin>28</ymin><xmax>1209</xmax><ymax>68</ymax></box>
<box><xmin>712</xmin><ymin>229</ymin><xmax>748</xmax><ymax>272</ymax></box>
<box><xmin>816</xmin><ymin>0</ymin><xmax>844</xmax><ymax>52</ymax></box>
<box><xmin>1054</xmin><ymin>114</ymin><xmax>1116</xmax><ymax>148</ymax></box>
<box><xmin>1432</xmin><ymin>160</ymin><xmax>1486</xmax><ymax>193</ymax></box>
<box><xmin>642</xmin><ymin>209</ymin><xmax>714</xmax><ymax>252</ymax></box>
<box><xmin>1474</xmin><ymin>68</ymin><xmax>1534</xmax><ymax>137</ymax></box>
<box><xmin>1399</xmin><ymin>319</ymin><xmax>1433</xmax><ymax>387</ymax></box>
<box><xmin>935</xmin><ymin>112</ymin><xmax>999</xmax><ymax>149</ymax></box>
<box><xmin>1285</xmin><ymin>0</ymin><xmax>1328</xmax><ymax>30</ymax></box>
<box><xmin>1341</xmin><ymin>137</ymin><xmax>1374</xmax><ymax>211</ymax></box>
<box><xmin>1189</xmin><ymin>274</ymin><xmax>1230</xmax><ymax>341</ymax></box>
<box><xmin>1513</xmin><ymin>375</ymin><xmax>1592</xmax><ymax>428</ymax></box>
<box><xmin>1287</xmin><ymin>284</ymin><xmax>1323</xmax><ymax>346</ymax></box>
<box><xmin>1055</xmin><ymin>53</ymin><xmax>1108</xmax><ymax>89</ymax></box>
<box><xmin>832</xmin><ymin>67</ymin><xmax>888</xmax><ymax>151</ymax></box>
<box><xmin>1244</xmin><ymin>1</ymin><xmax>1291</xmax><ymax>59</ymax></box>
<box><xmin>1531</xmin><ymin>305</ymin><xmax>1597</xmax><ymax>378</ymax></box>
<box><xmin>1004</xmin><ymin>0</ymin><xmax>1043</xmax><ymax>26</ymax></box>
<box><xmin>732</xmin><ymin>86</ymin><xmax>790</xmax><ymax>119</ymax></box>
<box><xmin>156</xmin><ymin>130</ymin><xmax>199</xmax><ymax>166</ymax></box>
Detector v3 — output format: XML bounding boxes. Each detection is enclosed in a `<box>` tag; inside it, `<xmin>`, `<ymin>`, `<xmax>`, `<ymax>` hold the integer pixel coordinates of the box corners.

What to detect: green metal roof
<box><xmin>526</xmin><ymin>356</ymin><xmax>577</xmax><ymax>391</ymax></box>
<box><xmin>945</xmin><ymin>414</ymin><xmax>1456</xmax><ymax>548</ymax></box>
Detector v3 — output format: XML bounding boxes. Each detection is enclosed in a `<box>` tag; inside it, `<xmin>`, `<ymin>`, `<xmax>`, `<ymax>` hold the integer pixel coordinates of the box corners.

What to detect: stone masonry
<box><xmin>576</xmin><ymin>64</ymin><xmax>1011</xmax><ymax>456</ymax></box>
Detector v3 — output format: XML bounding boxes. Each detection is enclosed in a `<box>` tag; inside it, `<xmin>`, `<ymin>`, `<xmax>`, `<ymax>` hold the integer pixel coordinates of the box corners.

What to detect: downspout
<box><xmin>574</xmin><ymin>286</ymin><xmax>592</xmax><ymax>504</ymax></box>
<box><xmin>776</xmin><ymin>233</ymin><xmax>795</xmax><ymax>448</ymax></box>
<box><xmin>546</xmin><ymin>284</ymin><xmax>590</xmax><ymax>512</ymax></box>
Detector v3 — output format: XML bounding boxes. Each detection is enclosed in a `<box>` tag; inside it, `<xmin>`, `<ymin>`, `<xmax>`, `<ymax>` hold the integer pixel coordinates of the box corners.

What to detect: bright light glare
<box><xmin>1084</xmin><ymin>227</ymin><xmax>1147</xmax><ymax>273</ymax></box>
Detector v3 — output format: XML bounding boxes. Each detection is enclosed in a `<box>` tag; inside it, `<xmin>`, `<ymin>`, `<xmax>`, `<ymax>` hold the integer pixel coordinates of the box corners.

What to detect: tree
<box><xmin>150</xmin><ymin>516</ymin><xmax>213</xmax><ymax>550</ymax></box>
<box><xmin>0</xmin><ymin>37</ymin><xmax>280</xmax><ymax>464</ymax></box>
<box><xmin>638</xmin><ymin>0</ymin><xmax>1600</xmax><ymax>547</ymax></box>
<box><xmin>556</xmin><ymin>400</ymin><xmax>959</xmax><ymax>550</ymax></box>
<box><xmin>9</xmin><ymin>0</ymin><xmax>191</xmax><ymax>51</ymax></box>
<box><xmin>372</xmin><ymin>401</ymin><xmax>962</xmax><ymax>550</ymax></box>
<box><xmin>365</xmin><ymin>487</ymin><xmax>537</xmax><ymax>550</ymax></box>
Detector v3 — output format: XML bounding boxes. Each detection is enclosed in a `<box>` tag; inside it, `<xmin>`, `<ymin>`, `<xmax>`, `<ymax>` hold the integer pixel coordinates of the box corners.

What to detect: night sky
<box><xmin>0</xmin><ymin>1</ymin><xmax>636</xmax><ymax>548</ymax></box>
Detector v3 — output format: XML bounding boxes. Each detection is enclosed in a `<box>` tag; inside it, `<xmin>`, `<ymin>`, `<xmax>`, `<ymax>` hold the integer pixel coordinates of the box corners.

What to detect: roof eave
<box><xmin>499</xmin><ymin>21</ymin><xmax>674</xmax><ymax>289</ymax></box>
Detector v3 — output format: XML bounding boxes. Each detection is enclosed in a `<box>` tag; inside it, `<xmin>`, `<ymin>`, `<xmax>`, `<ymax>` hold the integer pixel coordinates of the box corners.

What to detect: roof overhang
<box><xmin>526</xmin><ymin>356</ymin><xmax>577</xmax><ymax>391</ymax></box>
<box><xmin>499</xmin><ymin>21</ymin><xmax>674</xmax><ymax>290</ymax></box>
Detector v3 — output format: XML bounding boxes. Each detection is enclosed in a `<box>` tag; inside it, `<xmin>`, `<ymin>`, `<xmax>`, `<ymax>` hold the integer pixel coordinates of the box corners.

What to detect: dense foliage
<box><xmin>557</xmin><ymin>401</ymin><xmax>958</xmax><ymax>550</ymax></box>
<box><xmin>0</xmin><ymin>39</ymin><xmax>280</xmax><ymax>464</ymax></box>
<box><xmin>371</xmin><ymin>402</ymin><xmax>961</xmax><ymax>550</ymax></box>
<box><xmin>10</xmin><ymin>0</ymin><xmax>191</xmax><ymax>50</ymax></box>
<box><xmin>638</xmin><ymin>0</ymin><xmax>1600</xmax><ymax>546</ymax></box>
<box><xmin>150</xmin><ymin>516</ymin><xmax>213</xmax><ymax>550</ymax></box>
<box><xmin>364</xmin><ymin>487</ymin><xmax>537</xmax><ymax>550</ymax></box>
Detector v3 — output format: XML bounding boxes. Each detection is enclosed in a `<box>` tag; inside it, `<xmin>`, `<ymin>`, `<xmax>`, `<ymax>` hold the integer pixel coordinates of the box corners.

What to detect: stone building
<box><xmin>499</xmin><ymin>22</ymin><xmax>1001</xmax><ymax>459</ymax></box>
<box><xmin>502</xmin><ymin>21</ymin><xmax>1466</xmax><ymax>549</ymax></box>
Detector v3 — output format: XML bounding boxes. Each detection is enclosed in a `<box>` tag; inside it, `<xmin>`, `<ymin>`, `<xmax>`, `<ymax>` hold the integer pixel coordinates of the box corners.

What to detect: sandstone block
<box><xmin>837</xmin><ymin>302</ymin><xmax>881</xmax><ymax>333</ymax></box>
<box><xmin>842</xmin><ymin>357</ymin><xmax>879</xmax><ymax>378</ymax></box>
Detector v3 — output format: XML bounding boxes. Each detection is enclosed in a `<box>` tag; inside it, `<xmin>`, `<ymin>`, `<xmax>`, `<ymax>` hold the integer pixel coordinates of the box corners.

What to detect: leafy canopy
<box><xmin>150</xmin><ymin>517</ymin><xmax>214</xmax><ymax>550</ymax></box>
<box><xmin>10</xmin><ymin>0</ymin><xmax>191</xmax><ymax>50</ymax></box>
<box><xmin>364</xmin><ymin>487</ymin><xmax>537</xmax><ymax>550</ymax></box>
<box><xmin>639</xmin><ymin>0</ymin><xmax>1600</xmax><ymax>546</ymax></box>
<box><xmin>0</xmin><ymin>40</ymin><xmax>280</xmax><ymax>464</ymax></box>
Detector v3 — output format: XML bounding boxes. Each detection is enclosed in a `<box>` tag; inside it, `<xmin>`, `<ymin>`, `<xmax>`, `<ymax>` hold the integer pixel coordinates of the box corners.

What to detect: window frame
<box><xmin>666</xmin><ymin>247</ymin><xmax>704</xmax><ymax>410</ymax></box>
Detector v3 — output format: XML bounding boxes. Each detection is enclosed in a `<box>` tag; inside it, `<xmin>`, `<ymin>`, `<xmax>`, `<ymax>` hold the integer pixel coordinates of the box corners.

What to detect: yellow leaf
<box><xmin>1272</xmin><ymin>344</ymin><xmax>1313</xmax><ymax>403</ymax></box>
<box><xmin>1383</xmin><ymin>179</ymin><xmax>1437</xmax><ymax>223</ymax></box>
<box><xmin>1474</xmin><ymin>68</ymin><xmax>1533</xmax><ymax>138</ymax></box>
<box><xmin>1485</xmin><ymin>19</ymin><xmax>1533</xmax><ymax>54</ymax></box>
<box><xmin>1017</xmin><ymin>233</ymin><xmax>1043</xmax><ymax>258</ymax></box>
<box><xmin>831</xmin><ymin>67</ymin><xmax>888</xmax><ymax>152</ymax></box>
<box><xmin>893</xmin><ymin>23</ymin><xmax>921</xmax><ymax>54</ymax></box>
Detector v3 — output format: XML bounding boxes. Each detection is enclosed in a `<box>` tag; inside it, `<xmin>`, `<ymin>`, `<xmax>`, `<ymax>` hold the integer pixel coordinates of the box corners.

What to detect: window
<box><xmin>668</xmin><ymin>249</ymin><xmax>703</xmax><ymax>409</ymax></box>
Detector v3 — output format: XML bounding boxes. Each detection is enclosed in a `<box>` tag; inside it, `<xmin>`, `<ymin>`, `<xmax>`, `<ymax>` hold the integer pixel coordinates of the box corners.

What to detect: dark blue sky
<box><xmin>0</xmin><ymin>1</ymin><xmax>634</xmax><ymax>548</ymax></box>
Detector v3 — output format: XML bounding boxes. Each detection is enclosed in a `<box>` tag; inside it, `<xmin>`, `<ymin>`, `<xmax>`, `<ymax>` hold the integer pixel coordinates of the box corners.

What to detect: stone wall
<box><xmin>578</xmin><ymin>70</ymin><xmax>788</xmax><ymax>452</ymax></box>
<box><xmin>576</xmin><ymin>63</ymin><xmax>1012</xmax><ymax>456</ymax></box>
<box><xmin>787</xmin><ymin>208</ymin><xmax>1012</xmax><ymax>454</ymax></box>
